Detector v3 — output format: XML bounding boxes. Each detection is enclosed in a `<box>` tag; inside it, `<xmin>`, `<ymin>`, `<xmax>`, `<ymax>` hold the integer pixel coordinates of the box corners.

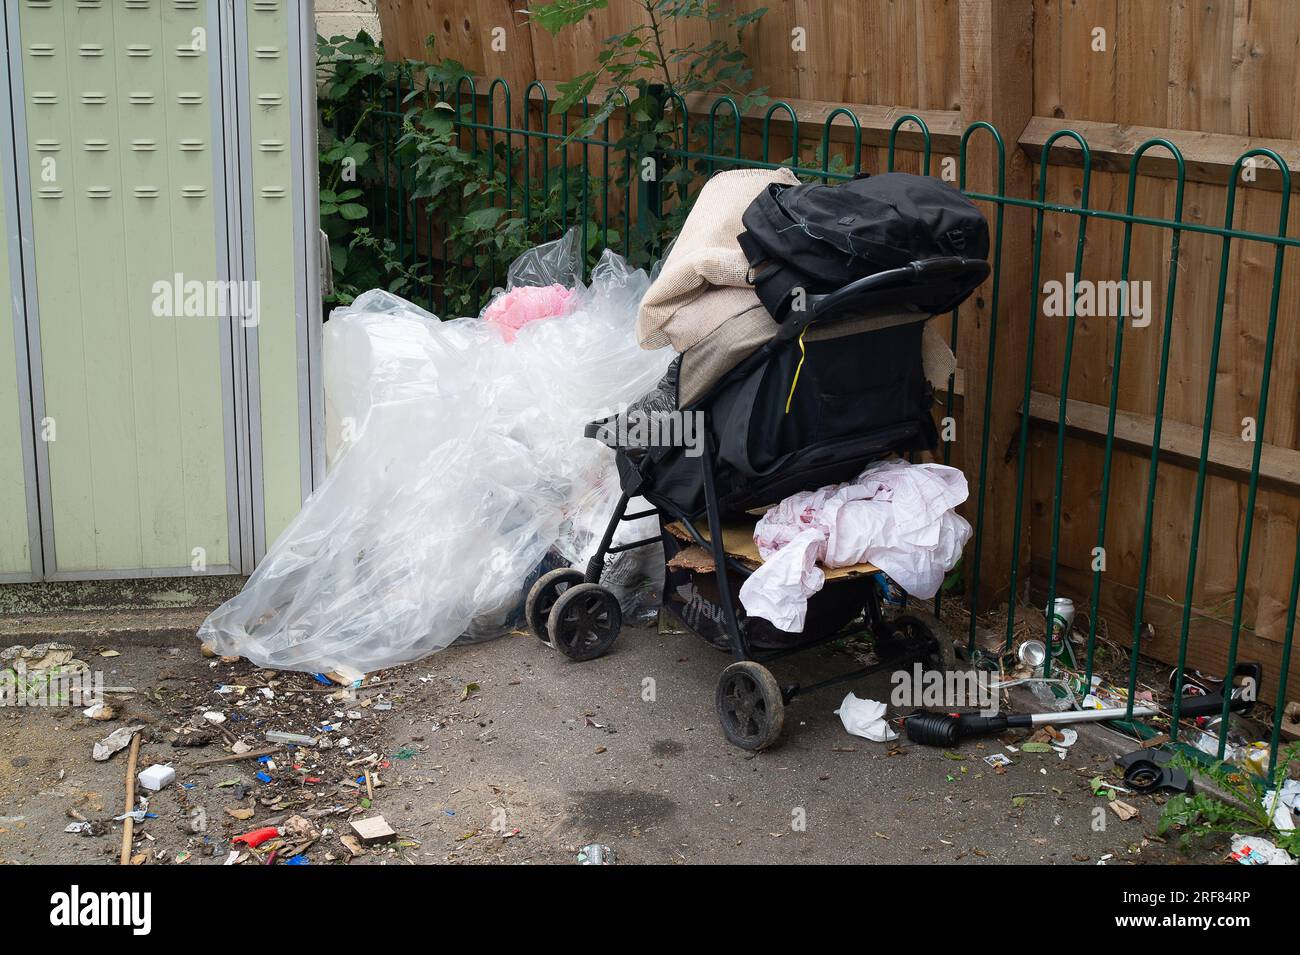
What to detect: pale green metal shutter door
<box><xmin>18</xmin><ymin>0</ymin><xmax>234</xmax><ymax>576</ymax></box>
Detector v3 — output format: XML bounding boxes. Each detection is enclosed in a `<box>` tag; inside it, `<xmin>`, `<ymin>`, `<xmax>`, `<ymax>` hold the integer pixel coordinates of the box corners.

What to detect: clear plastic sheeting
<box><xmin>500</xmin><ymin>226</ymin><xmax>582</xmax><ymax>290</ymax></box>
<box><xmin>199</xmin><ymin>237</ymin><xmax>673</xmax><ymax>674</ymax></box>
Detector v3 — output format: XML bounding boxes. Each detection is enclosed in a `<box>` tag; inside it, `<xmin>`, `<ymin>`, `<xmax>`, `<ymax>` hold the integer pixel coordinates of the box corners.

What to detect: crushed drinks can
<box><xmin>1017</xmin><ymin>639</ymin><xmax>1047</xmax><ymax>669</ymax></box>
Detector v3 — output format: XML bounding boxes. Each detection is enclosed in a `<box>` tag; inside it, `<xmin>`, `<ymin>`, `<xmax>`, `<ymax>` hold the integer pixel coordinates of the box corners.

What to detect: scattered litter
<box><xmin>350</xmin><ymin>815</ymin><xmax>397</xmax><ymax>846</ymax></box>
<box><xmin>202</xmin><ymin>711</ymin><xmax>226</xmax><ymax>725</ymax></box>
<box><xmin>1017</xmin><ymin>639</ymin><xmax>1047</xmax><ymax>669</ymax></box>
<box><xmin>92</xmin><ymin>725</ymin><xmax>144</xmax><ymax>762</ymax></box>
<box><xmin>232</xmin><ymin>826</ymin><xmax>283</xmax><ymax>849</ymax></box>
<box><xmin>1229</xmin><ymin>834</ymin><xmax>1297</xmax><ymax>866</ymax></box>
<box><xmin>191</xmin><ymin>746</ymin><xmax>279</xmax><ymax>767</ymax></box>
<box><xmin>1107</xmin><ymin>800</ymin><xmax>1139</xmax><ymax>821</ymax></box>
<box><xmin>171</xmin><ymin>730</ymin><xmax>214</xmax><ymax>748</ymax></box>
<box><xmin>833</xmin><ymin>693</ymin><xmax>898</xmax><ymax>742</ymax></box>
<box><xmin>1115</xmin><ymin>749</ymin><xmax>1190</xmax><ymax>795</ymax></box>
<box><xmin>326</xmin><ymin>667</ymin><xmax>365</xmax><ymax>687</ymax></box>
<box><xmin>64</xmin><ymin>821</ymin><xmax>106</xmax><ymax>837</ymax></box>
<box><xmin>136</xmin><ymin>764</ymin><xmax>176</xmax><ymax>792</ymax></box>
<box><xmin>1091</xmin><ymin>775</ymin><xmax>1124</xmax><ymax>800</ymax></box>
<box><xmin>1</xmin><ymin>642</ymin><xmax>89</xmax><ymax>675</ymax></box>
<box><xmin>82</xmin><ymin>702</ymin><xmax>114</xmax><ymax>721</ymax></box>
<box><xmin>114</xmin><ymin>804</ymin><xmax>156</xmax><ymax>824</ymax></box>
<box><xmin>983</xmin><ymin>753</ymin><xmax>1013</xmax><ymax>768</ymax></box>
<box><xmin>1264</xmin><ymin>782</ymin><xmax>1299</xmax><ymax>832</ymax></box>
<box><xmin>577</xmin><ymin>843</ymin><xmax>615</xmax><ymax>865</ymax></box>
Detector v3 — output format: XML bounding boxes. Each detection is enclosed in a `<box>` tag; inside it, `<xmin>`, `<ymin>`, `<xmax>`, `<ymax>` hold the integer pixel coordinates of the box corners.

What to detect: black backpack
<box><xmin>736</xmin><ymin>172</ymin><xmax>990</xmax><ymax>322</ymax></box>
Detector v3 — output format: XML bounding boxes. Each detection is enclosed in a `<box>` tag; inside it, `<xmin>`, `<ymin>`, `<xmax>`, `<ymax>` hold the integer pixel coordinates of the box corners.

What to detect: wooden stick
<box><xmin>119</xmin><ymin>731</ymin><xmax>141</xmax><ymax>865</ymax></box>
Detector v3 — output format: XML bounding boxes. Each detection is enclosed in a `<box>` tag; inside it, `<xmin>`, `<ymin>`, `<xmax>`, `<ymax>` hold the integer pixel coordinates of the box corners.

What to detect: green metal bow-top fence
<box><xmin>343</xmin><ymin>71</ymin><xmax>1299</xmax><ymax>779</ymax></box>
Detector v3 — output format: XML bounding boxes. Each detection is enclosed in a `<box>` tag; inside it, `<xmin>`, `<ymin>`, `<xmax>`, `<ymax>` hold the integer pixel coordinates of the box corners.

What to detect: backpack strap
<box><xmin>737</xmin><ymin>227</ymin><xmax>804</xmax><ymax>322</ymax></box>
<box><xmin>735</xmin><ymin>227</ymin><xmax>767</xmax><ymax>273</ymax></box>
<box><xmin>750</xmin><ymin>258</ymin><xmax>807</xmax><ymax>323</ymax></box>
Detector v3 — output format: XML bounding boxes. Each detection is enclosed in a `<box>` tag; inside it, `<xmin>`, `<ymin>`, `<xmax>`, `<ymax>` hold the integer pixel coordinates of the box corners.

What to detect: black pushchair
<box><xmin>525</xmin><ymin>255</ymin><xmax>989</xmax><ymax>749</ymax></box>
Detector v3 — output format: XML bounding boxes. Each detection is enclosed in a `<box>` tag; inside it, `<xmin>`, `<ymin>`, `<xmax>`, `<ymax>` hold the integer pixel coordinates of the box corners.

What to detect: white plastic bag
<box><xmin>740</xmin><ymin>460</ymin><xmax>972</xmax><ymax>631</ymax></box>
<box><xmin>834</xmin><ymin>693</ymin><xmax>898</xmax><ymax>742</ymax></box>
<box><xmin>200</xmin><ymin>238</ymin><xmax>674</xmax><ymax>674</ymax></box>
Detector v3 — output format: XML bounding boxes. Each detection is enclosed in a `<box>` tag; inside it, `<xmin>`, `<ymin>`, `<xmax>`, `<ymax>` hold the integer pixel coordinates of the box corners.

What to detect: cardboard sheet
<box><xmin>664</xmin><ymin>520</ymin><xmax>879</xmax><ymax>580</ymax></box>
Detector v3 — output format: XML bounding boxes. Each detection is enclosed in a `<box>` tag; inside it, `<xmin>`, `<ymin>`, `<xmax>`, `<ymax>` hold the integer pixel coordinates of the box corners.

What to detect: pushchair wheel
<box><xmin>526</xmin><ymin>568</ymin><xmax>587</xmax><ymax>642</ymax></box>
<box><xmin>547</xmin><ymin>583</ymin><xmax>622</xmax><ymax>661</ymax></box>
<box><xmin>715</xmin><ymin>661</ymin><xmax>785</xmax><ymax>751</ymax></box>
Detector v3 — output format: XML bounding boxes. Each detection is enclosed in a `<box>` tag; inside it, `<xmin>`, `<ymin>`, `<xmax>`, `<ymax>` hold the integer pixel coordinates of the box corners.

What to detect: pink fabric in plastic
<box><xmin>482</xmin><ymin>284</ymin><xmax>576</xmax><ymax>341</ymax></box>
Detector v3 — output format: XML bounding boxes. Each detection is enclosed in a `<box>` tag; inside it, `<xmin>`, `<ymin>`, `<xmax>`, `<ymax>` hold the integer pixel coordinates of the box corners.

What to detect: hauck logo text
<box><xmin>49</xmin><ymin>886</ymin><xmax>152</xmax><ymax>935</ymax></box>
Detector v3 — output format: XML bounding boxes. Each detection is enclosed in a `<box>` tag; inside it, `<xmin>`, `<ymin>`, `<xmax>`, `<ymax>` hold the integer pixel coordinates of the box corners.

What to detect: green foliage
<box><xmin>939</xmin><ymin>556</ymin><xmax>964</xmax><ymax>595</ymax></box>
<box><xmin>530</xmin><ymin>0</ymin><xmax>610</xmax><ymax>34</ymax></box>
<box><xmin>532</xmin><ymin>0</ymin><xmax>767</xmax><ymax>129</ymax></box>
<box><xmin>395</xmin><ymin>97</ymin><xmax>617</xmax><ymax>315</ymax></box>
<box><xmin>317</xmin><ymin>32</ymin><xmax>620</xmax><ymax>314</ymax></box>
<box><xmin>317</xmin><ymin>32</ymin><xmax>431</xmax><ymax>306</ymax></box>
<box><xmin>527</xmin><ymin>0</ymin><xmax>769</xmax><ymax>268</ymax></box>
<box><xmin>1157</xmin><ymin>741</ymin><xmax>1300</xmax><ymax>858</ymax></box>
<box><xmin>316</xmin><ymin>4</ymin><xmax>772</xmax><ymax>312</ymax></box>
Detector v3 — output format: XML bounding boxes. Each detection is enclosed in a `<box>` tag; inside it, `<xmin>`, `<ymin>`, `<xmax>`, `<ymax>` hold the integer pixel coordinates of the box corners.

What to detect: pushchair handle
<box><xmin>775</xmin><ymin>256</ymin><xmax>990</xmax><ymax>344</ymax></box>
<box><xmin>686</xmin><ymin>255</ymin><xmax>990</xmax><ymax>410</ymax></box>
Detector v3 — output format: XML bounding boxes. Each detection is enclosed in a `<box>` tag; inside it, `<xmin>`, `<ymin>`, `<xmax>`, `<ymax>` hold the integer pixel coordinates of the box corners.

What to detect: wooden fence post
<box><xmin>958</xmin><ymin>0</ymin><xmax>1035</xmax><ymax>615</ymax></box>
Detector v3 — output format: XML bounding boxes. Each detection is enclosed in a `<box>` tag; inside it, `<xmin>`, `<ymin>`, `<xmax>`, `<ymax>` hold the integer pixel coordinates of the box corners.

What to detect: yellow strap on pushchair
<box><xmin>784</xmin><ymin>326</ymin><xmax>808</xmax><ymax>415</ymax></box>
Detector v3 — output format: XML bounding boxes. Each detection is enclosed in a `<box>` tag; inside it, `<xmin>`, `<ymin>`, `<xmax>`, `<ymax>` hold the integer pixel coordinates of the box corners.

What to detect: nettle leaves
<box><xmin>529</xmin><ymin>0</ymin><xmax>768</xmax><ymax>142</ymax></box>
